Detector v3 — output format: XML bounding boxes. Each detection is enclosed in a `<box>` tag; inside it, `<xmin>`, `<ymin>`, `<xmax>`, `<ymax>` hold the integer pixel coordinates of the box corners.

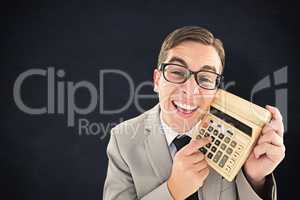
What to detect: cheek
<box><xmin>198</xmin><ymin>90</ymin><xmax>217</xmax><ymax>107</ymax></box>
<box><xmin>158</xmin><ymin>83</ymin><xmax>178</xmax><ymax>108</ymax></box>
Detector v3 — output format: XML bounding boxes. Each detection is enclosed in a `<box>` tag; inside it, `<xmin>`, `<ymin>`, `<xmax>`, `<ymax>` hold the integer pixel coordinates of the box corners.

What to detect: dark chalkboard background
<box><xmin>1</xmin><ymin>0</ymin><xmax>299</xmax><ymax>199</ymax></box>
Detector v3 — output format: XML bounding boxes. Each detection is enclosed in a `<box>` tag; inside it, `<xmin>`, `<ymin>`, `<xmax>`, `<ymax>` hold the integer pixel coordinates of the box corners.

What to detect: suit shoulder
<box><xmin>111</xmin><ymin>111</ymin><xmax>147</xmax><ymax>136</ymax></box>
<box><xmin>109</xmin><ymin>104</ymin><xmax>159</xmax><ymax>145</ymax></box>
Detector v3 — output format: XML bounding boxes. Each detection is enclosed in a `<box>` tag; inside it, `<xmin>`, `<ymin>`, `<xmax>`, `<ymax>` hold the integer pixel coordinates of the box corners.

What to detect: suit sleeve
<box><xmin>103</xmin><ymin>128</ymin><xmax>174</xmax><ymax>200</ymax></box>
<box><xmin>103</xmin><ymin>128</ymin><xmax>138</xmax><ymax>200</ymax></box>
<box><xmin>235</xmin><ymin>170</ymin><xmax>277</xmax><ymax>200</ymax></box>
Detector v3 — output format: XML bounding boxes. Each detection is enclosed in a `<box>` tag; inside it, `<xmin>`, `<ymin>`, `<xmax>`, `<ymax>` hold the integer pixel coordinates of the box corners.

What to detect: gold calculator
<box><xmin>192</xmin><ymin>89</ymin><xmax>272</xmax><ymax>182</ymax></box>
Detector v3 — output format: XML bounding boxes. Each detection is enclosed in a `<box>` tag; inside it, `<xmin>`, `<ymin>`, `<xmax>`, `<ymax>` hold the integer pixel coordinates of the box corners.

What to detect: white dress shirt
<box><xmin>159</xmin><ymin>111</ymin><xmax>203</xmax><ymax>200</ymax></box>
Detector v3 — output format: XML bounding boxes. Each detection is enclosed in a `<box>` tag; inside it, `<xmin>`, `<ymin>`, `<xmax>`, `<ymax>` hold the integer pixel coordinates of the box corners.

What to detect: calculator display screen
<box><xmin>210</xmin><ymin>106</ymin><xmax>253</xmax><ymax>137</ymax></box>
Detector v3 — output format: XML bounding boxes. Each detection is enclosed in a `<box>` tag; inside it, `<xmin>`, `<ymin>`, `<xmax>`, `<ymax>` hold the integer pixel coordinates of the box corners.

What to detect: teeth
<box><xmin>173</xmin><ymin>101</ymin><xmax>197</xmax><ymax>111</ymax></box>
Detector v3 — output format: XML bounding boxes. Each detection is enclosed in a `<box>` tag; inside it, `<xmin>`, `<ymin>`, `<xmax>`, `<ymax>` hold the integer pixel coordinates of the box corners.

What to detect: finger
<box><xmin>262</xmin><ymin>115</ymin><xmax>284</xmax><ymax>136</ymax></box>
<box><xmin>185</xmin><ymin>151</ymin><xmax>206</xmax><ymax>164</ymax></box>
<box><xmin>254</xmin><ymin>142</ymin><xmax>285</xmax><ymax>159</ymax></box>
<box><xmin>266</xmin><ymin>105</ymin><xmax>283</xmax><ymax>122</ymax></box>
<box><xmin>258</xmin><ymin>130</ymin><xmax>283</xmax><ymax>147</ymax></box>
<box><xmin>191</xmin><ymin>160</ymin><xmax>208</xmax><ymax>172</ymax></box>
<box><xmin>194</xmin><ymin>167</ymin><xmax>210</xmax><ymax>180</ymax></box>
<box><xmin>262</xmin><ymin>120</ymin><xmax>284</xmax><ymax>137</ymax></box>
<box><xmin>181</xmin><ymin>138</ymin><xmax>211</xmax><ymax>156</ymax></box>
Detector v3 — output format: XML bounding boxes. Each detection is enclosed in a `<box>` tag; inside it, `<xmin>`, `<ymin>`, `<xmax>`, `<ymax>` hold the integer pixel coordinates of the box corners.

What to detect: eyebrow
<box><xmin>168</xmin><ymin>56</ymin><xmax>189</xmax><ymax>67</ymax></box>
<box><xmin>201</xmin><ymin>65</ymin><xmax>217</xmax><ymax>73</ymax></box>
<box><xmin>167</xmin><ymin>56</ymin><xmax>217</xmax><ymax>73</ymax></box>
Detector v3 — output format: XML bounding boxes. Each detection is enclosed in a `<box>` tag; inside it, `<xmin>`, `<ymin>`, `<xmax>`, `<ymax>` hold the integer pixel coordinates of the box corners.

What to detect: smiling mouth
<box><xmin>172</xmin><ymin>100</ymin><xmax>199</xmax><ymax>114</ymax></box>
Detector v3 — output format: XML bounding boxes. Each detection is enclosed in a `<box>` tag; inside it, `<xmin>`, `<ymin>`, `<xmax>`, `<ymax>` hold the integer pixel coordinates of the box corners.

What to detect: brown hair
<box><xmin>157</xmin><ymin>26</ymin><xmax>225</xmax><ymax>72</ymax></box>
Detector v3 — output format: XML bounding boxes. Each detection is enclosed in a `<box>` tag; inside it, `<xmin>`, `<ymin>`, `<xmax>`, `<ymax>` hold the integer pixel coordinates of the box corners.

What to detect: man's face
<box><xmin>153</xmin><ymin>41</ymin><xmax>223</xmax><ymax>132</ymax></box>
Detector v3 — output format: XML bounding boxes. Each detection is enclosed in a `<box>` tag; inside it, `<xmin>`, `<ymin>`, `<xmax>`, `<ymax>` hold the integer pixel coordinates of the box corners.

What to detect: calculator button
<box><xmin>228</xmin><ymin>159</ymin><xmax>235</xmax><ymax>165</ymax></box>
<box><xmin>218</xmin><ymin>155</ymin><xmax>229</xmax><ymax>168</ymax></box>
<box><xmin>199</xmin><ymin>147</ymin><xmax>207</xmax><ymax>155</ymax></box>
<box><xmin>209</xmin><ymin>119</ymin><xmax>214</xmax><ymax>124</ymax></box>
<box><xmin>230</xmin><ymin>141</ymin><xmax>237</xmax><ymax>148</ymax></box>
<box><xmin>196</xmin><ymin>135</ymin><xmax>202</xmax><ymax>140</ymax></box>
<box><xmin>237</xmin><ymin>145</ymin><xmax>244</xmax><ymax>152</ymax></box>
<box><xmin>224</xmin><ymin>137</ymin><xmax>231</xmax><ymax>143</ymax></box>
<box><xmin>213</xmin><ymin>130</ymin><xmax>218</xmax><ymax>136</ymax></box>
<box><xmin>213</xmin><ymin>151</ymin><xmax>223</xmax><ymax>163</ymax></box>
<box><xmin>218</xmin><ymin>133</ymin><xmax>224</xmax><ymax>139</ymax></box>
<box><xmin>211</xmin><ymin>146</ymin><xmax>217</xmax><ymax>153</ymax></box>
<box><xmin>232</xmin><ymin>152</ymin><xmax>239</xmax><ymax>160</ymax></box>
<box><xmin>226</xmin><ymin>148</ymin><xmax>233</xmax><ymax>155</ymax></box>
<box><xmin>211</xmin><ymin>136</ymin><xmax>215</xmax><ymax>142</ymax></box>
<box><xmin>220</xmin><ymin>143</ymin><xmax>227</xmax><ymax>150</ymax></box>
<box><xmin>214</xmin><ymin>140</ymin><xmax>221</xmax><ymax>146</ymax></box>
<box><xmin>208</xmin><ymin>126</ymin><xmax>214</xmax><ymax>132</ymax></box>
<box><xmin>204</xmin><ymin>132</ymin><xmax>210</xmax><ymax>137</ymax></box>
<box><xmin>225</xmin><ymin>166</ymin><xmax>231</xmax><ymax>173</ymax></box>
<box><xmin>207</xmin><ymin>152</ymin><xmax>213</xmax><ymax>159</ymax></box>
<box><xmin>206</xmin><ymin>143</ymin><xmax>211</xmax><ymax>149</ymax></box>
<box><xmin>227</xmin><ymin>130</ymin><xmax>234</xmax><ymax>136</ymax></box>
<box><xmin>199</xmin><ymin>129</ymin><xmax>205</xmax><ymax>135</ymax></box>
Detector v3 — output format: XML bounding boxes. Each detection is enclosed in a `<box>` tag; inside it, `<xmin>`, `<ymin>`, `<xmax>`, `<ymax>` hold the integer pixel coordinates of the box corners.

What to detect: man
<box><xmin>103</xmin><ymin>26</ymin><xmax>285</xmax><ymax>200</ymax></box>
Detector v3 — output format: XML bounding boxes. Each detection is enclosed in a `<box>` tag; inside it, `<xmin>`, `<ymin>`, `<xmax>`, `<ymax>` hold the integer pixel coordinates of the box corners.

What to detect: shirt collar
<box><xmin>159</xmin><ymin>111</ymin><xmax>200</xmax><ymax>146</ymax></box>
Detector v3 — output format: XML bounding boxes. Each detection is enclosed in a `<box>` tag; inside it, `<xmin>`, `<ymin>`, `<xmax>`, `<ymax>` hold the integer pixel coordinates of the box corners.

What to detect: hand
<box><xmin>167</xmin><ymin>138</ymin><xmax>211</xmax><ymax>200</ymax></box>
<box><xmin>243</xmin><ymin>105</ymin><xmax>285</xmax><ymax>189</ymax></box>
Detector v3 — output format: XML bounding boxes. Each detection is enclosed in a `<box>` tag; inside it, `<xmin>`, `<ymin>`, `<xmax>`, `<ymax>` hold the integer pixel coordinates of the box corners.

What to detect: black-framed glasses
<box><xmin>159</xmin><ymin>63</ymin><xmax>223</xmax><ymax>90</ymax></box>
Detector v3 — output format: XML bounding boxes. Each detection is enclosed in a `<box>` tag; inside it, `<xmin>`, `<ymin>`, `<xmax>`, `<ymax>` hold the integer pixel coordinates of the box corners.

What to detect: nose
<box><xmin>181</xmin><ymin>76</ymin><xmax>200</xmax><ymax>95</ymax></box>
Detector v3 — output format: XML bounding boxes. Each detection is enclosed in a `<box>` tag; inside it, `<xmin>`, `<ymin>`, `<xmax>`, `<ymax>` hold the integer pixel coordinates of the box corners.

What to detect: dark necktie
<box><xmin>173</xmin><ymin>135</ymin><xmax>199</xmax><ymax>200</ymax></box>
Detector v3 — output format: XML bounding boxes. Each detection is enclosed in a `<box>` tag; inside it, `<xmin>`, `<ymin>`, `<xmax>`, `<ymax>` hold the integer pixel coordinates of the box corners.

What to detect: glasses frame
<box><xmin>159</xmin><ymin>63</ymin><xmax>224</xmax><ymax>90</ymax></box>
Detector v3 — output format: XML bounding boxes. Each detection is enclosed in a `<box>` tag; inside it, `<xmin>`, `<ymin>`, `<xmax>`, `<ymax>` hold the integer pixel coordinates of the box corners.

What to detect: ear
<box><xmin>153</xmin><ymin>68</ymin><xmax>161</xmax><ymax>93</ymax></box>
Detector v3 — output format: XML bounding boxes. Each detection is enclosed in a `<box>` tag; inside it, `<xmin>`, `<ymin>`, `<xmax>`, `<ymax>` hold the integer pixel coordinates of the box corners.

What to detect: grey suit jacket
<box><xmin>103</xmin><ymin>104</ymin><xmax>277</xmax><ymax>200</ymax></box>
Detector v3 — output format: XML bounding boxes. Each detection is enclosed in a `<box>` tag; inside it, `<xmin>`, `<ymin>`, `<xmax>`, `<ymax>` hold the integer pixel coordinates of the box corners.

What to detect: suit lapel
<box><xmin>144</xmin><ymin>104</ymin><xmax>173</xmax><ymax>182</ymax></box>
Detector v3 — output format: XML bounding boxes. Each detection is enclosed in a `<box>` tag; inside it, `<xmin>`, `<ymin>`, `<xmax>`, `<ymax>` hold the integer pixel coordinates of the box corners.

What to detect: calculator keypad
<box><xmin>196</xmin><ymin>118</ymin><xmax>245</xmax><ymax>173</ymax></box>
